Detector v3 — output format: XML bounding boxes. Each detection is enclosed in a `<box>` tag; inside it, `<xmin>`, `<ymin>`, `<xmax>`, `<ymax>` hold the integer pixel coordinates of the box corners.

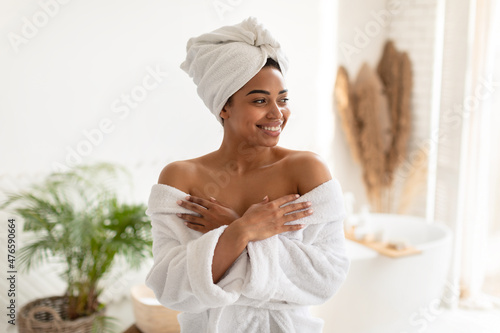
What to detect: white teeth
<box><xmin>261</xmin><ymin>126</ymin><xmax>280</xmax><ymax>131</ymax></box>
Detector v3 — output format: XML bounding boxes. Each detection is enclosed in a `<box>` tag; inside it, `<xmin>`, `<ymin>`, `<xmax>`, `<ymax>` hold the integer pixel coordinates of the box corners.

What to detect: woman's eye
<box><xmin>254</xmin><ymin>99</ymin><xmax>266</xmax><ymax>104</ymax></box>
<box><xmin>281</xmin><ymin>98</ymin><xmax>289</xmax><ymax>103</ymax></box>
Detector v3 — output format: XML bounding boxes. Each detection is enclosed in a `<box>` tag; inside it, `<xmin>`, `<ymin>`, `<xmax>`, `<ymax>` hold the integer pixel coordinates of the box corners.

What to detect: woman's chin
<box><xmin>261</xmin><ymin>138</ymin><xmax>280</xmax><ymax>147</ymax></box>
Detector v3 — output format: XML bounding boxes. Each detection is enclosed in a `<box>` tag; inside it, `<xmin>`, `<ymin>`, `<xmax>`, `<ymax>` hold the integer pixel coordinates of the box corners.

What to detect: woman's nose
<box><xmin>267</xmin><ymin>102</ymin><xmax>283</xmax><ymax>119</ymax></box>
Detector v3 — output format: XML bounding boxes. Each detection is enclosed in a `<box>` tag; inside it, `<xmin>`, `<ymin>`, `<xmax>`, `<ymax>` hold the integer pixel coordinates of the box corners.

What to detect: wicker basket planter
<box><xmin>18</xmin><ymin>296</ymin><xmax>105</xmax><ymax>333</ymax></box>
<box><xmin>131</xmin><ymin>285</ymin><xmax>181</xmax><ymax>333</ymax></box>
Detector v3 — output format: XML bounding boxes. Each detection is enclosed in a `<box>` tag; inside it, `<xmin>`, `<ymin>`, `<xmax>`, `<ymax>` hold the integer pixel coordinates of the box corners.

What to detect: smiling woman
<box><xmin>219</xmin><ymin>61</ymin><xmax>289</xmax><ymax>144</ymax></box>
<box><xmin>145</xmin><ymin>17</ymin><xmax>349</xmax><ymax>333</ymax></box>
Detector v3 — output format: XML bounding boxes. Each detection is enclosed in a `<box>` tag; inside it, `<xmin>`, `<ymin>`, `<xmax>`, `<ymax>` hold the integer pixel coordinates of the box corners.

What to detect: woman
<box><xmin>146</xmin><ymin>17</ymin><xmax>349</xmax><ymax>333</ymax></box>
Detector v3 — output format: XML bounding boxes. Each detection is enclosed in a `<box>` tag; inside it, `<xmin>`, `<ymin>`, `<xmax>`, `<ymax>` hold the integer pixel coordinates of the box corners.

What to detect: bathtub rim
<box><xmin>345</xmin><ymin>213</ymin><xmax>453</xmax><ymax>256</ymax></box>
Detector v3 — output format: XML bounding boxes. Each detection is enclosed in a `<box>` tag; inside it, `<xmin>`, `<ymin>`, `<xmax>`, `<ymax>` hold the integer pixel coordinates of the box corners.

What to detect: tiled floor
<box><xmin>107</xmin><ymin>298</ymin><xmax>500</xmax><ymax>333</ymax></box>
<box><xmin>7</xmin><ymin>294</ymin><xmax>497</xmax><ymax>332</ymax></box>
<box><xmin>425</xmin><ymin>307</ymin><xmax>500</xmax><ymax>333</ymax></box>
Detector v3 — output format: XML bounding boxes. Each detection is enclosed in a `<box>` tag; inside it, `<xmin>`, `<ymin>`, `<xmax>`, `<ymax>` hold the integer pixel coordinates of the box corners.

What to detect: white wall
<box><xmin>0</xmin><ymin>0</ymin><xmax>339</xmax><ymax>319</ymax></box>
<box><xmin>0</xmin><ymin>0</ymin><xmax>334</xmax><ymax>203</ymax></box>
<box><xmin>333</xmin><ymin>0</ymin><xmax>390</xmax><ymax>213</ymax></box>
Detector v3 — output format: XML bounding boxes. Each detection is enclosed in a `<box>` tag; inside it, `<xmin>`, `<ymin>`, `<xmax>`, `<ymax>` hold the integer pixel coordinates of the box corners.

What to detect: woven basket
<box><xmin>18</xmin><ymin>296</ymin><xmax>104</xmax><ymax>333</ymax></box>
<box><xmin>131</xmin><ymin>284</ymin><xmax>181</xmax><ymax>333</ymax></box>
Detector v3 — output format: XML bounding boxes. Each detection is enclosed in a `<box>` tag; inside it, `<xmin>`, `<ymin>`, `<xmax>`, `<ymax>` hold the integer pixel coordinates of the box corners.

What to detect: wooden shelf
<box><xmin>123</xmin><ymin>324</ymin><xmax>180</xmax><ymax>333</ymax></box>
<box><xmin>345</xmin><ymin>227</ymin><xmax>421</xmax><ymax>258</ymax></box>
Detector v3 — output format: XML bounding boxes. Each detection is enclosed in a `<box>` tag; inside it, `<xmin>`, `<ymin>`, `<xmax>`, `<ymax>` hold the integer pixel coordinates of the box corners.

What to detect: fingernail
<box><xmin>306</xmin><ymin>202</ymin><xmax>312</xmax><ymax>207</ymax></box>
<box><xmin>262</xmin><ymin>195</ymin><xmax>268</xmax><ymax>201</ymax></box>
<box><xmin>307</xmin><ymin>209</ymin><xmax>313</xmax><ymax>214</ymax></box>
<box><xmin>176</xmin><ymin>200</ymin><xmax>182</xmax><ymax>205</ymax></box>
<box><xmin>184</xmin><ymin>222</ymin><xmax>188</xmax><ymax>226</ymax></box>
<box><xmin>185</xmin><ymin>196</ymin><xmax>190</xmax><ymax>200</ymax></box>
<box><xmin>210</xmin><ymin>196</ymin><xmax>216</xmax><ymax>201</ymax></box>
<box><xmin>176</xmin><ymin>213</ymin><xmax>182</xmax><ymax>217</ymax></box>
<box><xmin>295</xmin><ymin>194</ymin><xmax>300</xmax><ymax>198</ymax></box>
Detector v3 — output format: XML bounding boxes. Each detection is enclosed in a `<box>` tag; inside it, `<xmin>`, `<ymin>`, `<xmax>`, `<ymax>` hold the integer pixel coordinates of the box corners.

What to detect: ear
<box><xmin>219</xmin><ymin>102</ymin><xmax>231</xmax><ymax>121</ymax></box>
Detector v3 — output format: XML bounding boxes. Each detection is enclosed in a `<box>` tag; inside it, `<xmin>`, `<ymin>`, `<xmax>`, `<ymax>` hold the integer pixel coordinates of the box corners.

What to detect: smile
<box><xmin>256</xmin><ymin>124</ymin><xmax>282</xmax><ymax>137</ymax></box>
<box><xmin>257</xmin><ymin>125</ymin><xmax>280</xmax><ymax>131</ymax></box>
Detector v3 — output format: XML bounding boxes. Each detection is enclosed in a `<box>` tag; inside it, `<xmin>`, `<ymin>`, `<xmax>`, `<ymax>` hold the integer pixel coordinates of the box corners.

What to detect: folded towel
<box><xmin>145</xmin><ymin>178</ymin><xmax>349</xmax><ymax>333</ymax></box>
<box><xmin>180</xmin><ymin>17</ymin><xmax>289</xmax><ymax>125</ymax></box>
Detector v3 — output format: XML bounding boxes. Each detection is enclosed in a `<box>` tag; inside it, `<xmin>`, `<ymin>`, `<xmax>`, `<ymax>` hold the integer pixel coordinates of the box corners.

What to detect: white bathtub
<box><xmin>311</xmin><ymin>213</ymin><xmax>453</xmax><ymax>333</ymax></box>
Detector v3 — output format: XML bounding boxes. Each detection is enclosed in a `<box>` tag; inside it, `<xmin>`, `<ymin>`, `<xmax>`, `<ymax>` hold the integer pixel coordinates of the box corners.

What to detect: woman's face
<box><xmin>220</xmin><ymin>66</ymin><xmax>290</xmax><ymax>147</ymax></box>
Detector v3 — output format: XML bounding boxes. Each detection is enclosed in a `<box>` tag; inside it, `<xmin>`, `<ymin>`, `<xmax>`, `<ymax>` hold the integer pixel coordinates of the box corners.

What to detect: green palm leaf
<box><xmin>1</xmin><ymin>162</ymin><xmax>152</xmax><ymax>330</ymax></box>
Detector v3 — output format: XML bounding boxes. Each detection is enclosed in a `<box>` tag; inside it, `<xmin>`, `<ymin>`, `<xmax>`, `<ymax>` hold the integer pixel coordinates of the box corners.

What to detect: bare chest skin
<box><xmin>189</xmin><ymin>162</ymin><xmax>298</xmax><ymax>217</ymax></box>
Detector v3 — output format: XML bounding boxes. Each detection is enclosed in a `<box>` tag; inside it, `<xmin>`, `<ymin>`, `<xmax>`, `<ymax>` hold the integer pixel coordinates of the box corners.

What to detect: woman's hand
<box><xmin>176</xmin><ymin>196</ymin><xmax>240</xmax><ymax>233</ymax></box>
<box><xmin>234</xmin><ymin>194</ymin><xmax>313</xmax><ymax>242</ymax></box>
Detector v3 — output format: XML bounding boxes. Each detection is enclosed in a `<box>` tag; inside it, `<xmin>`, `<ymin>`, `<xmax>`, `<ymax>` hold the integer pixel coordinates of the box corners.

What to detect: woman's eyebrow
<box><xmin>246</xmin><ymin>89</ymin><xmax>288</xmax><ymax>96</ymax></box>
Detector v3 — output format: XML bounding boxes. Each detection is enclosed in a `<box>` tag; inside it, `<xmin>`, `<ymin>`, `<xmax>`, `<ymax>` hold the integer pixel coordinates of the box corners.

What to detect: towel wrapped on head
<box><xmin>180</xmin><ymin>17</ymin><xmax>289</xmax><ymax>125</ymax></box>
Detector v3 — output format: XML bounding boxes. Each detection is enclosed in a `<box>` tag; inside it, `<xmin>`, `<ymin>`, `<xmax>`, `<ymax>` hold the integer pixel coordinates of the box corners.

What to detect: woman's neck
<box><xmin>214</xmin><ymin>138</ymin><xmax>279</xmax><ymax>175</ymax></box>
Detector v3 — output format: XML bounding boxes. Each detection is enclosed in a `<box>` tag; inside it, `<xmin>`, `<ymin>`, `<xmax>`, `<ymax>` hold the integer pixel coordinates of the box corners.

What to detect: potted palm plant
<box><xmin>1</xmin><ymin>162</ymin><xmax>152</xmax><ymax>333</ymax></box>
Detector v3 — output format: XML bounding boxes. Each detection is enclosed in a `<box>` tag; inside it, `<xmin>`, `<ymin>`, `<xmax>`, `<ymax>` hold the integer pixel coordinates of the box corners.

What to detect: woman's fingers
<box><xmin>286</xmin><ymin>224</ymin><xmax>305</xmax><ymax>232</ymax></box>
<box><xmin>283</xmin><ymin>208</ymin><xmax>313</xmax><ymax>223</ymax></box>
<box><xmin>281</xmin><ymin>201</ymin><xmax>312</xmax><ymax>214</ymax></box>
<box><xmin>186</xmin><ymin>195</ymin><xmax>212</xmax><ymax>208</ymax></box>
<box><xmin>209</xmin><ymin>196</ymin><xmax>231</xmax><ymax>208</ymax></box>
<box><xmin>177</xmin><ymin>196</ymin><xmax>210</xmax><ymax>214</ymax></box>
<box><xmin>184</xmin><ymin>222</ymin><xmax>205</xmax><ymax>232</ymax></box>
<box><xmin>179</xmin><ymin>193</ymin><xmax>312</xmax><ymax>238</ymax></box>
<box><xmin>176</xmin><ymin>213</ymin><xmax>203</xmax><ymax>224</ymax></box>
<box><xmin>266</xmin><ymin>194</ymin><xmax>313</xmax><ymax>220</ymax></box>
<box><xmin>270</xmin><ymin>193</ymin><xmax>300</xmax><ymax>207</ymax></box>
<box><xmin>177</xmin><ymin>213</ymin><xmax>207</xmax><ymax>232</ymax></box>
<box><xmin>181</xmin><ymin>195</ymin><xmax>229</xmax><ymax>212</ymax></box>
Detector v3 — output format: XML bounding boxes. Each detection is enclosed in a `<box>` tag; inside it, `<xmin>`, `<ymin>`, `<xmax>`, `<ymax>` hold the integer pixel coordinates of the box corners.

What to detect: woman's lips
<box><xmin>256</xmin><ymin>124</ymin><xmax>282</xmax><ymax>137</ymax></box>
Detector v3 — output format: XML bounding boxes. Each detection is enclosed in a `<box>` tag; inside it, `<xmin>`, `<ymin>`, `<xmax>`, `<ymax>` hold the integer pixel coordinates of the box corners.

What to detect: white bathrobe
<box><xmin>145</xmin><ymin>179</ymin><xmax>350</xmax><ymax>333</ymax></box>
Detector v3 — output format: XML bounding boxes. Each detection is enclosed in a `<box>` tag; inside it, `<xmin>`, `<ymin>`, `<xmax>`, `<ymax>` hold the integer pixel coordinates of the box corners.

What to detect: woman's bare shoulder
<box><xmin>282</xmin><ymin>149</ymin><xmax>333</xmax><ymax>195</ymax></box>
<box><xmin>157</xmin><ymin>159</ymin><xmax>199</xmax><ymax>193</ymax></box>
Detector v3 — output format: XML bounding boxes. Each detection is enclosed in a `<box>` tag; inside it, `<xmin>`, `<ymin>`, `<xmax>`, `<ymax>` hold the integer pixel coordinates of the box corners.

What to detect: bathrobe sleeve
<box><xmin>243</xmin><ymin>219</ymin><xmax>349</xmax><ymax>306</ymax></box>
<box><xmin>234</xmin><ymin>179</ymin><xmax>350</xmax><ymax>306</ymax></box>
<box><xmin>144</xmin><ymin>184</ymin><xmax>244</xmax><ymax>312</ymax></box>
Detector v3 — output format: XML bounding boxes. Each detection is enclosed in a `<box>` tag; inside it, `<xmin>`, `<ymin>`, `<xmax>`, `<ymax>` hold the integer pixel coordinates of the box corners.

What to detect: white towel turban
<box><xmin>180</xmin><ymin>17</ymin><xmax>289</xmax><ymax>125</ymax></box>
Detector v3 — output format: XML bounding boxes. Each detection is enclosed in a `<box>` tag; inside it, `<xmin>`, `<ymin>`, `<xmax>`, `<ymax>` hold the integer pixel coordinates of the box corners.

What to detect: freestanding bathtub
<box><xmin>311</xmin><ymin>213</ymin><xmax>453</xmax><ymax>333</ymax></box>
